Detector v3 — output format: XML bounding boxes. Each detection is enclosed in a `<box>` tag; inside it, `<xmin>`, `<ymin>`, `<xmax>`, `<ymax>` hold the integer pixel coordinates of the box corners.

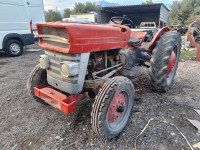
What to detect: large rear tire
<box><xmin>91</xmin><ymin>76</ymin><xmax>135</xmax><ymax>139</ymax></box>
<box><xmin>27</xmin><ymin>64</ymin><xmax>48</xmax><ymax>104</ymax></box>
<box><xmin>149</xmin><ymin>31</ymin><xmax>181</xmax><ymax>92</ymax></box>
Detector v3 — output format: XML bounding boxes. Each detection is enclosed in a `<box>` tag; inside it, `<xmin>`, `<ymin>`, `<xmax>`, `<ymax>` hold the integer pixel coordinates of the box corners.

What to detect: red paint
<box><xmin>129</xmin><ymin>31</ymin><xmax>147</xmax><ymax>46</ymax></box>
<box><xmin>197</xmin><ymin>45</ymin><xmax>200</xmax><ymax>61</ymax></box>
<box><xmin>34</xmin><ymin>85</ymin><xmax>84</xmax><ymax>114</ymax></box>
<box><xmin>37</xmin><ymin>22</ymin><xmax>131</xmax><ymax>54</ymax></box>
<box><xmin>30</xmin><ymin>20</ymin><xmax>33</xmax><ymax>34</ymax></box>
<box><xmin>186</xmin><ymin>31</ymin><xmax>200</xmax><ymax>61</ymax></box>
<box><xmin>187</xmin><ymin>32</ymin><xmax>197</xmax><ymax>47</ymax></box>
<box><xmin>148</xmin><ymin>27</ymin><xmax>170</xmax><ymax>53</ymax></box>
<box><xmin>167</xmin><ymin>50</ymin><xmax>176</xmax><ymax>77</ymax></box>
<box><xmin>108</xmin><ymin>92</ymin><xmax>125</xmax><ymax>123</ymax></box>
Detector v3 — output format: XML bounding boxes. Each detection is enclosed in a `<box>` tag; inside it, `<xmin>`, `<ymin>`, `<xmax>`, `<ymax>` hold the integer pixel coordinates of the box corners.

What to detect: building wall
<box><xmin>126</xmin><ymin>13</ymin><xmax>160</xmax><ymax>26</ymax></box>
<box><xmin>97</xmin><ymin>11</ymin><xmax>160</xmax><ymax>26</ymax></box>
<box><xmin>160</xmin><ymin>5</ymin><xmax>169</xmax><ymax>24</ymax></box>
<box><xmin>97</xmin><ymin>10</ymin><xmax>117</xmax><ymax>24</ymax></box>
<box><xmin>70</xmin><ymin>14</ymin><xmax>96</xmax><ymax>22</ymax></box>
<box><xmin>98</xmin><ymin>4</ymin><xmax>169</xmax><ymax>26</ymax></box>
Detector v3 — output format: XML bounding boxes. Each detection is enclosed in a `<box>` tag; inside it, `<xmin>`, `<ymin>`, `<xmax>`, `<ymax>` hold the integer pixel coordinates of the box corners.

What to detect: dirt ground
<box><xmin>0</xmin><ymin>44</ymin><xmax>200</xmax><ymax>150</ymax></box>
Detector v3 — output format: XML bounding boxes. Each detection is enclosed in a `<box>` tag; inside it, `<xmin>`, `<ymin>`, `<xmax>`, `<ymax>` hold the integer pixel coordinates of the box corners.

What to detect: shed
<box><xmin>97</xmin><ymin>3</ymin><xmax>169</xmax><ymax>27</ymax></box>
<box><xmin>70</xmin><ymin>12</ymin><xmax>97</xmax><ymax>22</ymax></box>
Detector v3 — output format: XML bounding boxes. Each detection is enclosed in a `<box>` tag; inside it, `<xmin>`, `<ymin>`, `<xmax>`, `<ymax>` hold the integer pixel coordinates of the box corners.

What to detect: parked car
<box><xmin>131</xmin><ymin>22</ymin><xmax>159</xmax><ymax>41</ymax></box>
<box><xmin>139</xmin><ymin>22</ymin><xmax>157</xmax><ymax>29</ymax></box>
<box><xmin>0</xmin><ymin>0</ymin><xmax>45</xmax><ymax>56</ymax></box>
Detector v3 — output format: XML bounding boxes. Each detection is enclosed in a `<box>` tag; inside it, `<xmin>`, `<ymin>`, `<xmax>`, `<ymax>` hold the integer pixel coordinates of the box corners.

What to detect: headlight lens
<box><xmin>61</xmin><ymin>64</ymin><xmax>70</xmax><ymax>77</ymax></box>
<box><xmin>60</xmin><ymin>61</ymin><xmax>79</xmax><ymax>77</ymax></box>
<box><xmin>39</xmin><ymin>55</ymin><xmax>50</xmax><ymax>69</ymax></box>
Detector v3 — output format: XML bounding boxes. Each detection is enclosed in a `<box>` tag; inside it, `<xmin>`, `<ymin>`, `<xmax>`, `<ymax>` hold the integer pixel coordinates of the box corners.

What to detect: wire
<box><xmin>134</xmin><ymin>118</ymin><xmax>194</xmax><ymax>150</ymax></box>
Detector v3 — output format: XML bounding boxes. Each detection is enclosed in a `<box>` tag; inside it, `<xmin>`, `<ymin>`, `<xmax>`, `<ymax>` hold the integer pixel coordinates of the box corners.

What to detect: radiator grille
<box><xmin>39</xmin><ymin>26</ymin><xmax>69</xmax><ymax>48</ymax></box>
<box><xmin>45</xmin><ymin>49</ymin><xmax>80</xmax><ymax>84</ymax></box>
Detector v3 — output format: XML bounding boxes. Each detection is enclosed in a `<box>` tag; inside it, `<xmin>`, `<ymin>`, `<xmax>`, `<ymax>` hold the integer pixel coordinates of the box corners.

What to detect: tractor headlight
<box><xmin>61</xmin><ymin>63</ymin><xmax>70</xmax><ymax>77</ymax></box>
<box><xmin>39</xmin><ymin>55</ymin><xmax>50</xmax><ymax>69</ymax></box>
<box><xmin>60</xmin><ymin>61</ymin><xmax>79</xmax><ymax>77</ymax></box>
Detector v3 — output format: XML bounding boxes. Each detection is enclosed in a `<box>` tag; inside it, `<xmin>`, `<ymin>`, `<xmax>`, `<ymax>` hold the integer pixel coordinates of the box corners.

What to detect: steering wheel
<box><xmin>110</xmin><ymin>16</ymin><xmax>133</xmax><ymax>28</ymax></box>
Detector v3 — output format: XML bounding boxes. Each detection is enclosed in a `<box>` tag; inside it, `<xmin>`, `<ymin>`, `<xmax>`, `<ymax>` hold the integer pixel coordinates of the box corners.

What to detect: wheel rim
<box><xmin>166</xmin><ymin>47</ymin><xmax>178</xmax><ymax>86</ymax></box>
<box><xmin>167</xmin><ymin>49</ymin><xmax>177</xmax><ymax>78</ymax></box>
<box><xmin>108</xmin><ymin>92</ymin><xmax>126</xmax><ymax>124</ymax></box>
<box><xmin>10</xmin><ymin>43</ymin><xmax>21</xmax><ymax>54</ymax></box>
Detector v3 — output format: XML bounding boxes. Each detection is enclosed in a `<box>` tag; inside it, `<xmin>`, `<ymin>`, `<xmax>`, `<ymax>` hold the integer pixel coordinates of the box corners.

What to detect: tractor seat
<box><xmin>127</xmin><ymin>37</ymin><xmax>142</xmax><ymax>45</ymax></box>
<box><xmin>128</xmin><ymin>31</ymin><xmax>147</xmax><ymax>46</ymax></box>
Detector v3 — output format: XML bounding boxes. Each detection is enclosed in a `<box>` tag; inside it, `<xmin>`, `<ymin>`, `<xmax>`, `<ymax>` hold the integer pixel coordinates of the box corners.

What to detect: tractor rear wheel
<box><xmin>91</xmin><ymin>76</ymin><xmax>135</xmax><ymax>139</ymax></box>
<box><xmin>27</xmin><ymin>64</ymin><xmax>48</xmax><ymax>104</ymax></box>
<box><xmin>149</xmin><ymin>31</ymin><xmax>181</xmax><ymax>92</ymax></box>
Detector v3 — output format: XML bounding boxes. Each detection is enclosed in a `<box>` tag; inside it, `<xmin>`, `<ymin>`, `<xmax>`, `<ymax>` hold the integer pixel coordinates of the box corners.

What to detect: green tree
<box><xmin>169</xmin><ymin>1</ymin><xmax>181</xmax><ymax>24</ymax></box>
<box><xmin>74</xmin><ymin>3</ymin><xmax>86</xmax><ymax>13</ymax></box>
<box><xmin>74</xmin><ymin>2</ymin><xmax>100</xmax><ymax>13</ymax></box>
<box><xmin>177</xmin><ymin>0</ymin><xmax>192</xmax><ymax>25</ymax></box>
<box><xmin>85</xmin><ymin>2</ymin><xmax>100</xmax><ymax>13</ymax></box>
<box><xmin>63</xmin><ymin>8</ymin><xmax>71</xmax><ymax>18</ymax></box>
<box><xmin>169</xmin><ymin>0</ymin><xmax>200</xmax><ymax>26</ymax></box>
<box><xmin>189</xmin><ymin>0</ymin><xmax>200</xmax><ymax>18</ymax></box>
<box><xmin>45</xmin><ymin>10</ymin><xmax>62</xmax><ymax>22</ymax></box>
<box><xmin>142</xmin><ymin>0</ymin><xmax>153</xmax><ymax>5</ymax></box>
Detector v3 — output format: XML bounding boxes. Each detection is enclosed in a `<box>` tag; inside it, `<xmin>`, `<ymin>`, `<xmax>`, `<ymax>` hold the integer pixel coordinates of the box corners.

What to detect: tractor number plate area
<box><xmin>34</xmin><ymin>85</ymin><xmax>84</xmax><ymax>114</ymax></box>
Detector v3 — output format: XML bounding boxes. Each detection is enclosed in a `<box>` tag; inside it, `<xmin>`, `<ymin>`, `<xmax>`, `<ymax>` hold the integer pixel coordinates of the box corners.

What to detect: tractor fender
<box><xmin>148</xmin><ymin>27</ymin><xmax>170</xmax><ymax>54</ymax></box>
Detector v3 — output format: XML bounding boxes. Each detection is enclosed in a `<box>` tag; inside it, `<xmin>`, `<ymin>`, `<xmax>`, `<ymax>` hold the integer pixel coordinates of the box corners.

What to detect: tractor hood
<box><xmin>37</xmin><ymin>21</ymin><xmax>131</xmax><ymax>54</ymax></box>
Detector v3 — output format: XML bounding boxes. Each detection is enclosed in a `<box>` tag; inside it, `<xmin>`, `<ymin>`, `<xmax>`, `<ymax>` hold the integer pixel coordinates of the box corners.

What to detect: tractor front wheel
<box><xmin>149</xmin><ymin>31</ymin><xmax>181</xmax><ymax>92</ymax></box>
<box><xmin>91</xmin><ymin>76</ymin><xmax>135</xmax><ymax>139</ymax></box>
<box><xmin>27</xmin><ymin>64</ymin><xmax>48</xmax><ymax>104</ymax></box>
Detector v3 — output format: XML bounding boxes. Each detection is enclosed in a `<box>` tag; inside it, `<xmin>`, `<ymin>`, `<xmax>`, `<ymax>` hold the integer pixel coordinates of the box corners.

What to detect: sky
<box><xmin>43</xmin><ymin>0</ymin><xmax>175</xmax><ymax>11</ymax></box>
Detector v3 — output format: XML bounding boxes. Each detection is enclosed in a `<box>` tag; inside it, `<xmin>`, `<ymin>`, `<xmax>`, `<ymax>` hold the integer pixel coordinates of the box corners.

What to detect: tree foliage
<box><xmin>74</xmin><ymin>2</ymin><xmax>100</xmax><ymax>13</ymax></box>
<box><xmin>45</xmin><ymin>2</ymin><xmax>100</xmax><ymax>22</ymax></box>
<box><xmin>169</xmin><ymin>0</ymin><xmax>200</xmax><ymax>25</ymax></box>
<box><xmin>169</xmin><ymin>1</ymin><xmax>181</xmax><ymax>24</ymax></box>
<box><xmin>142</xmin><ymin>0</ymin><xmax>153</xmax><ymax>5</ymax></box>
<box><xmin>45</xmin><ymin>10</ymin><xmax>62</xmax><ymax>22</ymax></box>
<box><xmin>63</xmin><ymin>8</ymin><xmax>71</xmax><ymax>18</ymax></box>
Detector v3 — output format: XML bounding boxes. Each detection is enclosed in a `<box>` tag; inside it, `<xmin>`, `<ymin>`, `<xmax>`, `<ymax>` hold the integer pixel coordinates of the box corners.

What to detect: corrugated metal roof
<box><xmin>98</xmin><ymin>3</ymin><xmax>169</xmax><ymax>25</ymax></box>
<box><xmin>102</xmin><ymin>3</ymin><xmax>169</xmax><ymax>12</ymax></box>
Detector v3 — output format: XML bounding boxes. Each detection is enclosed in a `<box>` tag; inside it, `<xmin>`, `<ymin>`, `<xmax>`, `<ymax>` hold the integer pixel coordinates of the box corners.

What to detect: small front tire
<box><xmin>27</xmin><ymin>64</ymin><xmax>48</xmax><ymax>104</ymax></box>
<box><xmin>91</xmin><ymin>76</ymin><xmax>135</xmax><ymax>139</ymax></box>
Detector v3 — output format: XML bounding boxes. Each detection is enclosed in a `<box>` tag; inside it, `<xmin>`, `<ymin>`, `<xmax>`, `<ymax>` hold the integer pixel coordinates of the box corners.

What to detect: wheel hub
<box><xmin>108</xmin><ymin>92</ymin><xmax>125</xmax><ymax>123</ymax></box>
<box><xmin>117</xmin><ymin>105</ymin><xmax>124</xmax><ymax>112</ymax></box>
<box><xmin>10</xmin><ymin>43</ymin><xmax>20</xmax><ymax>54</ymax></box>
<box><xmin>167</xmin><ymin>50</ymin><xmax>176</xmax><ymax>78</ymax></box>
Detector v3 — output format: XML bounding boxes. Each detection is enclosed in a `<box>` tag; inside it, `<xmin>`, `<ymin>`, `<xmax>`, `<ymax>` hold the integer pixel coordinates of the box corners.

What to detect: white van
<box><xmin>0</xmin><ymin>0</ymin><xmax>45</xmax><ymax>57</ymax></box>
<box><xmin>26</xmin><ymin>0</ymin><xmax>45</xmax><ymax>33</ymax></box>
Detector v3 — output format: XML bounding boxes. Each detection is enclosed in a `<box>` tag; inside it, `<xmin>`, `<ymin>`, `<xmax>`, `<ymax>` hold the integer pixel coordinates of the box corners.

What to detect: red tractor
<box><xmin>27</xmin><ymin>17</ymin><xmax>181</xmax><ymax>139</ymax></box>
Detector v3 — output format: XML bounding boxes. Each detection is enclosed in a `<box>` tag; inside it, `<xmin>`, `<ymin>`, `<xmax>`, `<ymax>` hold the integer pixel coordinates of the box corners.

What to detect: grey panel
<box><xmin>47</xmin><ymin>75</ymin><xmax>79</xmax><ymax>94</ymax></box>
<box><xmin>160</xmin><ymin>5</ymin><xmax>169</xmax><ymax>23</ymax></box>
<box><xmin>77</xmin><ymin>53</ymin><xmax>90</xmax><ymax>92</ymax></box>
<box><xmin>45</xmin><ymin>49</ymin><xmax>80</xmax><ymax>84</ymax></box>
<box><xmin>45</xmin><ymin>49</ymin><xmax>90</xmax><ymax>94</ymax></box>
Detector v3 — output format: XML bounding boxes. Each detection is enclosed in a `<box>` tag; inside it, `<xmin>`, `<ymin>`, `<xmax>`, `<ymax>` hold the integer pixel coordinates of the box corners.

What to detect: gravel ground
<box><xmin>0</xmin><ymin>44</ymin><xmax>200</xmax><ymax>150</ymax></box>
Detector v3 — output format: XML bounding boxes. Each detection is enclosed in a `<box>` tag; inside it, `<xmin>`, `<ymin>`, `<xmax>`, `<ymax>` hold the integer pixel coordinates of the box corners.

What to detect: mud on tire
<box><xmin>91</xmin><ymin>76</ymin><xmax>135</xmax><ymax>139</ymax></box>
<box><xmin>27</xmin><ymin>64</ymin><xmax>48</xmax><ymax>104</ymax></box>
<box><xmin>149</xmin><ymin>31</ymin><xmax>181</xmax><ymax>92</ymax></box>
